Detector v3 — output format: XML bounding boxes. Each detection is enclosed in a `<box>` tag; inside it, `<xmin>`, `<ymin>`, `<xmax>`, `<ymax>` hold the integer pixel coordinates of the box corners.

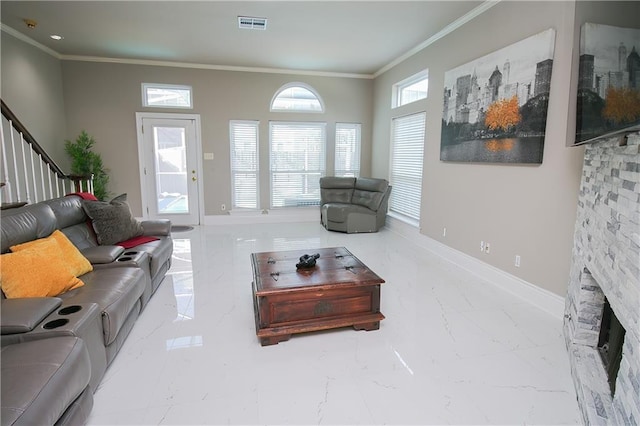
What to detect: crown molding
<box><xmin>60</xmin><ymin>55</ymin><xmax>374</xmax><ymax>79</ymax></box>
<box><xmin>2</xmin><ymin>1</ymin><xmax>500</xmax><ymax>80</ymax></box>
<box><xmin>1</xmin><ymin>24</ymin><xmax>61</xmax><ymax>59</ymax></box>
<box><xmin>373</xmin><ymin>0</ymin><xmax>501</xmax><ymax>78</ymax></box>
<box><xmin>1</xmin><ymin>22</ymin><xmax>371</xmax><ymax>79</ymax></box>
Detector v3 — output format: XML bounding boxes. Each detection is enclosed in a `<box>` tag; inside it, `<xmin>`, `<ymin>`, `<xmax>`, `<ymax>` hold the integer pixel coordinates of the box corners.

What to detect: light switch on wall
<box><xmin>204</xmin><ymin>153</ymin><xmax>214</xmax><ymax>160</ymax></box>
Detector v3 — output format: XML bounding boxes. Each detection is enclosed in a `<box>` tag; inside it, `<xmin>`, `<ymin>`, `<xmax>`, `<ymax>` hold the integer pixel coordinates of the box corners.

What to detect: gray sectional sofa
<box><xmin>320</xmin><ymin>177</ymin><xmax>391</xmax><ymax>233</ymax></box>
<box><xmin>0</xmin><ymin>195</ymin><xmax>173</xmax><ymax>425</ymax></box>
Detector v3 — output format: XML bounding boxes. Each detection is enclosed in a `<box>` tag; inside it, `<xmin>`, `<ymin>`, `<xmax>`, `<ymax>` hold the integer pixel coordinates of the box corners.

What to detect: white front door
<box><xmin>136</xmin><ymin>113</ymin><xmax>202</xmax><ymax>225</ymax></box>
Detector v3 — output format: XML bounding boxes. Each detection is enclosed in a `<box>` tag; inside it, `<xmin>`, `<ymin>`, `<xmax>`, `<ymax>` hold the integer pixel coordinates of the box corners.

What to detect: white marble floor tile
<box><xmin>86</xmin><ymin>222</ymin><xmax>580</xmax><ymax>425</ymax></box>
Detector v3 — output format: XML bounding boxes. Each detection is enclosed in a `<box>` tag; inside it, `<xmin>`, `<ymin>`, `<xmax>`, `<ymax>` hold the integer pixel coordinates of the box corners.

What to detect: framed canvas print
<box><xmin>441</xmin><ymin>28</ymin><xmax>556</xmax><ymax>164</ymax></box>
<box><xmin>576</xmin><ymin>23</ymin><xmax>640</xmax><ymax>144</ymax></box>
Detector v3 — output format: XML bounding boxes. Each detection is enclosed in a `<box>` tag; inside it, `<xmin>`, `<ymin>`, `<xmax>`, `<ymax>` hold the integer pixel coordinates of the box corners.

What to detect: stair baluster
<box><xmin>1</xmin><ymin>99</ymin><xmax>94</xmax><ymax>209</ymax></box>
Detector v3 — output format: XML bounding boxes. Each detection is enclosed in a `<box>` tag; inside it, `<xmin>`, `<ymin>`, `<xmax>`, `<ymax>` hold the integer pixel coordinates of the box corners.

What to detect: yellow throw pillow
<box><xmin>11</xmin><ymin>230</ymin><xmax>93</xmax><ymax>277</ymax></box>
<box><xmin>0</xmin><ymin>239</ymin><xmax>84</xmax><ymax>298</ymax></box>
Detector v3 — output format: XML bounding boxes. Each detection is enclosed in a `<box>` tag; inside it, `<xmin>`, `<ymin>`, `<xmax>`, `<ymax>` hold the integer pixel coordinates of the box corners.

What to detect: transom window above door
<box><xmin>270</xmin><ymin>83</ymin><xmax>324</xmax><ymax>112</ymax></box>
<box><xmin>142</xmin><ymin>83</ymin><xmax>193</xmax><ymax>109</ymax></box>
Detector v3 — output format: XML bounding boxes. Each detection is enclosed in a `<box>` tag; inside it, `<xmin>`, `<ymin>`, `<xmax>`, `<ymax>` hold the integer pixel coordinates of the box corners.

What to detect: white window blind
<box><xmin>269</xmin><ymin>122</ymin><xmax>326</xmax><ymax>208</ymax></box>
<box><xmin>230</xmin><ymin>120</ymin><xmax>259</xmax><ymax>209</ymax></box>
<box><xmin>390</xmin><ymin>112</ymin><xmax>426</xmax><ymax>222</ymax></box>
<box><xmin>335</xmin><ymin>123</ymin><xmax>361</xmax><ymax>177</ymax></box>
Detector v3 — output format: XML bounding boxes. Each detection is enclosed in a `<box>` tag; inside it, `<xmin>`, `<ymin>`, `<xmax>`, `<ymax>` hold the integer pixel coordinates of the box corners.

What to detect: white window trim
<box><xmin>142</xmin><ymin>83</ymin><xmax>193</xmax><ymax>109</ymax></box>
<box><xmin>270</xmin><ymin>82</ymin><xmax>325</xmax><ymax>113</ymax></box>
<box><xmin>391</xmin><ymin>69</ymin><xmax>429</xmax><ymax>109</ymax></box>
<box><xmin>229</xmin><ymin>120</ymin><xmax>260</xmax><ymax>211</ymax></box>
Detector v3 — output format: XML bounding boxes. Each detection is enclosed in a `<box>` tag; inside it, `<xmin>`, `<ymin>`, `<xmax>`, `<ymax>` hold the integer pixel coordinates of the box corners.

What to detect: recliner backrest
<box><xmin>43</xmin><ymin>196</ymin><xmax>98</xmax><ymax>249</ymax></box>
<box><xmin>352</xmin><ymin>178</ymin><xmax>389</xmax><ymax>211</ymax></box>
<box><xmin>43</xmin><ymin>196</ymin><xmax>87</xmax><ymax>229</ymax></box>
<box><xmin>0</xmin><ymin>203</ymin><xmax>57</xmax><ymax>253</ymax></box>
<box><xmin>320</xmin><ymin>177</ymin><xmax>356</xmax><ymax>205</ymax></box>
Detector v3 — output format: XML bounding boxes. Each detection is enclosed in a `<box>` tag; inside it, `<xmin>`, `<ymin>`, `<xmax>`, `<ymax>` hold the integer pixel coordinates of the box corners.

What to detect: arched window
<box><xmin>270</xmin><ymin>83</ymin><xmax>324</xmax><ymax>112</ymax></box>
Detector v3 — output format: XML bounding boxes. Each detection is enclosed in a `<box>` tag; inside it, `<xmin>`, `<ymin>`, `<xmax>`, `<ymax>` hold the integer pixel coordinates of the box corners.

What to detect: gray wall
<box><xmin>61</xmin><ymin>61</ymin><xmax>373</xmax><ymax>216</ymax></box>
<box><xmin>4</xmin><ymin>1</ymin><xmax>637</xmax><ymax>298</ymax></box>
<box><xmin>371</xmin><ymin>0</ymin><xmax>639</xmax><ymax>297</ymax></box>
<box><xmin>0</xmin><ymin>32</ymin><xmax>68</xmax><ymax>168</ymax></box>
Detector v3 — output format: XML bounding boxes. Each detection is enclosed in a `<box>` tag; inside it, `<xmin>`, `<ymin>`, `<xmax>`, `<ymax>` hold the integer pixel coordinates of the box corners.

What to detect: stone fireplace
<box><xmin>564</xmin><ymin>131</ymin><xmax>640</xmax><ymax>424</ymax></box>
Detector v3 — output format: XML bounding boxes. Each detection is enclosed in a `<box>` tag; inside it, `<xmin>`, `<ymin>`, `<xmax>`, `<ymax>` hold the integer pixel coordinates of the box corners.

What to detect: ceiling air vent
<box><xmin>238</xmin><ymin>16</ymin><xmax>267</xmax><ymax>30</ymax></box>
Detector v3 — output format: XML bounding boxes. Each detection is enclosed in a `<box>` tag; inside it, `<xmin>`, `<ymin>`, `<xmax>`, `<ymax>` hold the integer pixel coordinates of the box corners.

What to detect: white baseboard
<box><xmin>204</xmin><ymin>208</ymin><xmax>320</xmax><ymax>225</ymax></box>
<box><xmin>199</xmin><ymin>212</ymin><xmax>564</xmax><ymax>318</ymax></box>
<box><xmin>385</xmin><ymin>217</ymin><xmax>565</xmax><ymax>319</ymax></box>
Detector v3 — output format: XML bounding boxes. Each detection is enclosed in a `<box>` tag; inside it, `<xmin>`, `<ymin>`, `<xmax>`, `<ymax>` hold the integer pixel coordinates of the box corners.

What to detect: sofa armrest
<box><xmin>1</xmin><ymin>298</ymin><xmax>62</xmax><ymax>334</ymax></box>
<box><xmin>81</xmin><ymin>245</ymin><xmax>125</xmax><ymax>264</ymax></box>
<box><xmin>140</xmin><ymin>219</ymin><xmax>171</xmax><ymax>236</ymax></box>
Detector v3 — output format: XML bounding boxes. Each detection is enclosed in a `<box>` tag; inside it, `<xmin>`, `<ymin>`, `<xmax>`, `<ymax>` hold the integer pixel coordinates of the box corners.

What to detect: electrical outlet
<box><xmin>515</xmin><ymin>255</ymin><xmax>521</xmax><ymax>267</ymax></box>
<box><xmin>443</xmin><ymin>227</ymin><xmax>447</xmax><ymax>237</ymax></box>
<box><xmin>221</xmin><ymin>204</ymin><xmax>226</xmax><ymax>211</ymax></box>
<box><xmin>485</xmin><ymin>243</ymin><xmax>490</xmax><ymax>254</ymax></box>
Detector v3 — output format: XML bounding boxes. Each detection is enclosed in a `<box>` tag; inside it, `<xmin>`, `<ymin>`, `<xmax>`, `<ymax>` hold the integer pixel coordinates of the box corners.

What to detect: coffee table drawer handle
<box><xmin>345</xmin><ymin>266</ymin><xmax>357</xmax><ymax>274</ymax></box>
<box><xmin>270</xmin><ymin>272</ymin><xmax>280</xmax><ymax>281</ymax></box>
<box><xmin>268</xmin><ymin>257</ymin><xmax>276</xmax><ymax>264</ymax></box>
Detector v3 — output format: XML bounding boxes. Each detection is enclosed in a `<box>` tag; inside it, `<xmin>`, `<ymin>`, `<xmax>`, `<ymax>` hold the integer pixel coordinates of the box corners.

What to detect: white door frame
<box><xmin>135</xmin><ymin>112</ymin><xmax>205</xmax><ymax>225</ymax></box>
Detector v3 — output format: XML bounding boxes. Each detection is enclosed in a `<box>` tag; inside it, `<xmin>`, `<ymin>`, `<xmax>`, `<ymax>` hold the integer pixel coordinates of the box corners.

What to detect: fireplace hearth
<box><xmin>564</xmin><ymin>132</ymin><xmax>639</xmax><ymax>425</ymax></box>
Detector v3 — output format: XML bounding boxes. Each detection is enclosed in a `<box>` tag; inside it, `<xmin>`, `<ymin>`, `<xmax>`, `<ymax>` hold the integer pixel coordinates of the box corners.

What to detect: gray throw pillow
<box><xmin>82</xmin><ymin>194</ymin><xmax>143</xmax><ymax>245</ymax></box>
<box><xmin>110</xmin><ymin>193</ymin><xmax>128</xmax><ymax>203</ymax></box>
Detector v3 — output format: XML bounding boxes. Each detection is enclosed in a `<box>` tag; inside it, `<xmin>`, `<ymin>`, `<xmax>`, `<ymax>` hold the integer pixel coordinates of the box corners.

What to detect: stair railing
<box><xmin>0</xmin><ymin>100</ymin><xmax>93</xmax><ymax>208</ymax></box>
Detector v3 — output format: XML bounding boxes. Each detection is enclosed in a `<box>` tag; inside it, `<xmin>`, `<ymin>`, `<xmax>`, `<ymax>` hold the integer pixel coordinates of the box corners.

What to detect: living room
<box><xmin>1</xmin><ymin>1</ymin><xmax>638</xmax><ymax>424</ymax></box>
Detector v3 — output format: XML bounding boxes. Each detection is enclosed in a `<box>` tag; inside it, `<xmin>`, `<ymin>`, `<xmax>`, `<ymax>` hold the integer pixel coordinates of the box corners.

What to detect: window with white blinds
<box><xmin>269</xmin><ymin>122</ymin><xmax>326</xmax><ymax>208</ymax></box>
<box><xmin>230</xmin><ymin>120</ymin><xmax>259</xmax><ymax>209</ymax></box>
<box><xmin>389</xmin><ymin>112</ymin><xmax>426</xmax><ymax>222</ymax></box>
<box><xmin>335</xmin><ymin>123</ymin><xmax>361</xmax><ymax>177</ymax></box>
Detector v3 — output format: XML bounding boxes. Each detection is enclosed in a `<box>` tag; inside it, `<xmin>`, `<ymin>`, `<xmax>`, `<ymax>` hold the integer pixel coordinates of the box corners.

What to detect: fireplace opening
<box><xmin>597</xmin><ymin>298</ymin><xmax>626</xmax><ymax>396</ymax></box>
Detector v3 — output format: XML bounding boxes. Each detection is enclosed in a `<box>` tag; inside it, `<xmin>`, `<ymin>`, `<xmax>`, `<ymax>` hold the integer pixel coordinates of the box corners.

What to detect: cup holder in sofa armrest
<box><xmin>123</xmin><ymin>251</ymin><xmax>138</xmax><ymax>256</ymax></box>
<box><xmin>0</xmin><ymin>297</ymin><xmax>63</xmax><ymax>334</ymax></box>
<box><xmin>43</xmin><ymin>318</ymin><xmax>69</xmax><ymax>329</ymax></box>
<box><xmin>117</xmin><ymin>256</ymin><xmax>132</xmax><ymax>262</ymax></box>
<box><xmin>58</xmin><ymin>305</ymin><xmax>82</xmax><ymax>315</ymax></box>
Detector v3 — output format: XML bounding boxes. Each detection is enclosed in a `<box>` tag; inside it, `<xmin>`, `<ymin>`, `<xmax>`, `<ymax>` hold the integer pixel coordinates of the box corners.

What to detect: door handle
<box><xmin>192</xmin><ymin>176</ymin><xmax>197</xmax><ymax>182</ymax></box>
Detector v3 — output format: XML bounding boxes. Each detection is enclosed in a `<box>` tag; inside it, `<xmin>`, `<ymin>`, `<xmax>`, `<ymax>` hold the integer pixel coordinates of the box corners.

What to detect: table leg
<box><xmin>353</xmin><ymin>321</ymin><xmax>380</xmax><ymax>331</ymax></box>
<box><xmin>260</xmin><ymin>334</ymin><xmax>291</xmax><ymax>346</ymax></box>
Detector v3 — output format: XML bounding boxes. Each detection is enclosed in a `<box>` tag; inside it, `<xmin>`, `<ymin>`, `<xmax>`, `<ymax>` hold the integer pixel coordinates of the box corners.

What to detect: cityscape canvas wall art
<box><xmin>576</xmin><ymin>23</ymin><xmax>640</xmax><ymax>144</ymax></box>
<box><xmin>440</xmin><ymin>29</ymin><xmax>556</xmax><ymax>164</ymax></box>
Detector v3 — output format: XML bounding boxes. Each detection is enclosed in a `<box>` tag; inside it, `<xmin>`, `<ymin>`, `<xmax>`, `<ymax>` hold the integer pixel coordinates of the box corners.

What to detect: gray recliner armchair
<box><xmin>320</xmin><ymin>177</ymin><xmax>391</xmax><ymax>233</ymax></box>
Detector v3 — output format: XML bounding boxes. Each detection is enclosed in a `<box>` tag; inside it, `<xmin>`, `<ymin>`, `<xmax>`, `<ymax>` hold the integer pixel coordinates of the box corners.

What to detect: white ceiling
<box><xmin>1</xmin><ymin>1</ymin><xmax>489</xmax><ymax>77</ymax></box>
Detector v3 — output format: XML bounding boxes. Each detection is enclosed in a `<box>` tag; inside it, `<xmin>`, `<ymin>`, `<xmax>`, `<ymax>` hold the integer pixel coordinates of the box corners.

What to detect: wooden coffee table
<box><xmin>251</xmin><ymin>247</ymin><xmax>385</xmax><ymax>346</ymax></box>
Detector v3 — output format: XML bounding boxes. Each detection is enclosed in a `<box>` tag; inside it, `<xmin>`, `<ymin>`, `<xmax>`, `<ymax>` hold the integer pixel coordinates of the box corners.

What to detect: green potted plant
<box><xmin>64</xmin><ymin>130</ymin><xmax>110</xmax><ymax>201</ymax></box>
